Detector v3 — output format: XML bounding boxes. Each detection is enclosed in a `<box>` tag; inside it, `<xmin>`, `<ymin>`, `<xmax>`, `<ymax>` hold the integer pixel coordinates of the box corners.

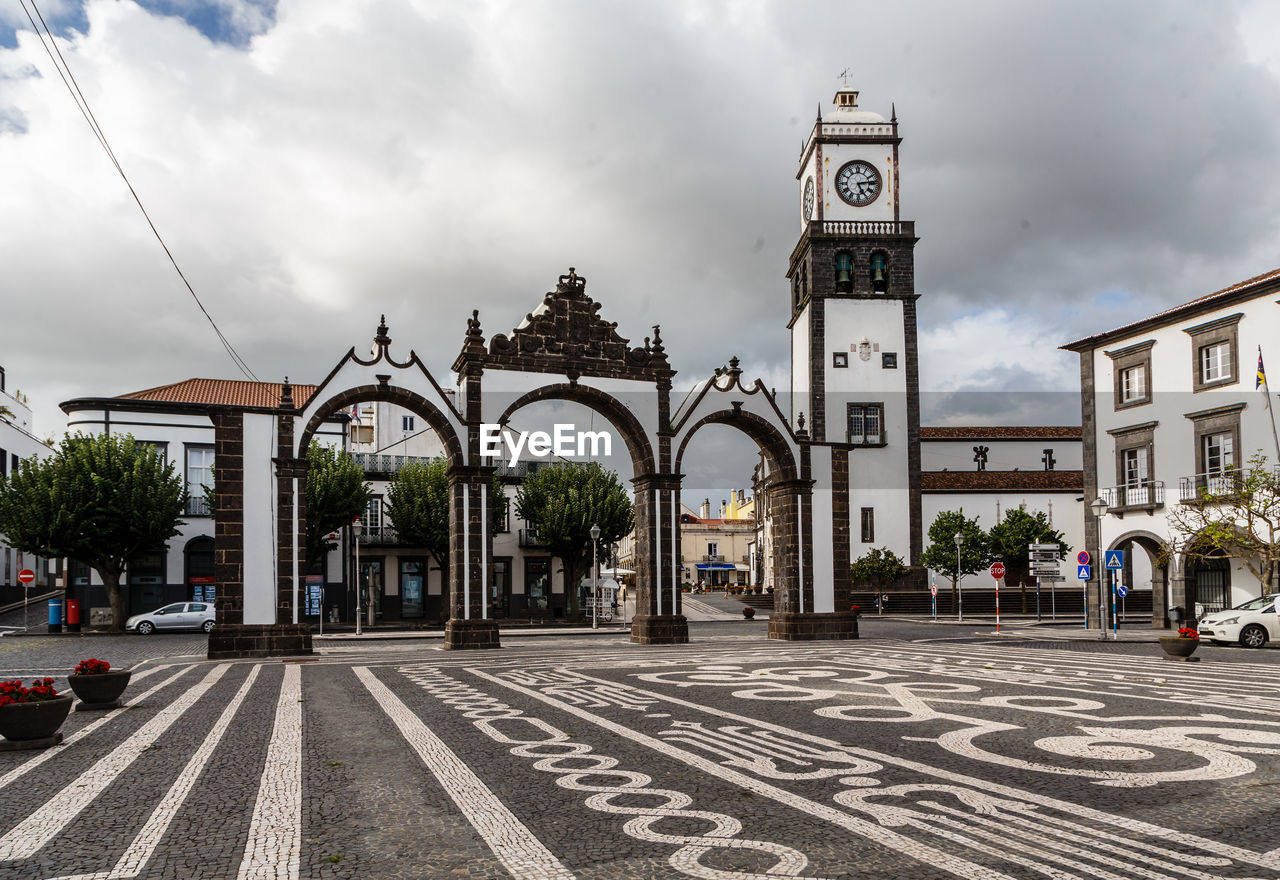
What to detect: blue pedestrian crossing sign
<box><xmin>1077</xmin><ymin>564</ymin><xmax>1091</xmax><ymax>580</ymax></box>
<box><xmin>1105</xmin><ymin>550</ymin><xmax>1125</xmax><ymax>570</ymax></box>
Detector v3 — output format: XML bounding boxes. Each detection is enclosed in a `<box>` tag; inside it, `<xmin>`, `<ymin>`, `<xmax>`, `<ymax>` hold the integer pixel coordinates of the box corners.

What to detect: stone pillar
<box><xmin>211</xmin><ymin>410</ymin><xmax>244</xmax><ymax>629</ymax></box>
<box><xmin>767</xmin><ymin>477</ymin><xmax>858</xmax><ymax>641</ymax></box>
<box><xmin>444</xmin><ymin>466</ymin><xmax>500</xmax><ymax>649</ymax></box>
<box><xmin>1151</xmin><ymin>559</ymin><xmax>1169</xmax><ymax>629</ymax></box>
<box><xmin>630</xmin><ymin>473</ymin><xmax>688</xmax><ymax>644</ymax></box>
<box><xmin>830</xmin><ymin>448</ymin><xmax>852</xmax><ymax>614</ymax></box>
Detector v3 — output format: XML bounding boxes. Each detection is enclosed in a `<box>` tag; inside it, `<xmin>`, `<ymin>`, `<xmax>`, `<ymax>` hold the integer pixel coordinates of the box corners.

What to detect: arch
<box><xmin>1107</xmin><ymin>529</ymin><xmax>1167</xmax><ymax>563</ymax></box>
<box><xmin>296</xmin><ymin>384</ymin><xmax>465</xmax><ymax>467</ymax></box>
<box><xmin>495</xmin><ymin>383</ymin><xmax>657</xmax><ymax>475</ymax></box>
<box><xmin>674</xmin><ymin>409</ymin><xmax>799</xmax><ymax>483</ymax></box>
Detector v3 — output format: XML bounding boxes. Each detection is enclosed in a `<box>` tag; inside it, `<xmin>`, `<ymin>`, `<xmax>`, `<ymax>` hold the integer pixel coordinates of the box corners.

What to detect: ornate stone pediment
<box><xmin>454</xmin><ymin>268</ymin><xmax>673</xmax><ymax>381</ymax></box>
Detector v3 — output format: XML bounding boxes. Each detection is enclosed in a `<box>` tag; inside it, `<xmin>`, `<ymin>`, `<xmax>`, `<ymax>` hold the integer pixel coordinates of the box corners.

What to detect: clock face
<box><xmin>803</xmin><ymin>177</ymin><xmax>815</xmax><ymax>221</ymax></box>
<box><xmin>835</xmin><ymin>160</ymin><xmax>881</xmax><ymax>207</ymax></box>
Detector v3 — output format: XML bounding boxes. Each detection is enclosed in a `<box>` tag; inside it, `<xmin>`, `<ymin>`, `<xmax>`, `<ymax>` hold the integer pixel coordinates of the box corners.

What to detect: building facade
<box><xmin>0</xmin><ymin>366</ymin><xmax>56</xmax><ymax>605</ymax></box>
<box><xmin>1065</xmin><ymin>266</ymin><xmax>1280</xmax><ymax>628</ymax></box>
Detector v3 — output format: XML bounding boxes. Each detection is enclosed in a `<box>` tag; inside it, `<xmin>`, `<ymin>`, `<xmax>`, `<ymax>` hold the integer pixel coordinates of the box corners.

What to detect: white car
<box><xmin>1197</xmin><ymin>595</ymin><xmax>1279</xmax><ymax>648</ymax></box>
<box><xmin>125</xmin><ymin>602</ymin><xmax>216</xmax><ymax>635</ymax></box>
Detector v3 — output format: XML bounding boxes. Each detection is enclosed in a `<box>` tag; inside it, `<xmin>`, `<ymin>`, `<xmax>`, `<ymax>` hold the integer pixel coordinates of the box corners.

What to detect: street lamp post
<box><xmin>954</xmin><ymin>531</ymin><xmax>964</xmax><ymax>623</ymax></box>
<box><xmin>590</xmin><ymin>523</ymin><xmax>601</xmax><ymax>630</ymax></box>
<box><xmin>351</xmin><ymin>518</ymin><xmax>363</xmax><ymax>636</ymax></box>
<box><xmin>1090</xmin><ymin>497</ymin><xmax>1111</xmax><ymax>639</ymax></box>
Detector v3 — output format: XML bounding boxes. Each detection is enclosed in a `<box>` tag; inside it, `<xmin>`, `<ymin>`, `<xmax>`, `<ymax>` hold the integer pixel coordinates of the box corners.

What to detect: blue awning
<box><xmin>695</xmin><ymin>563</ymin><xmax>736</xmax><ymax>571</ymax></box>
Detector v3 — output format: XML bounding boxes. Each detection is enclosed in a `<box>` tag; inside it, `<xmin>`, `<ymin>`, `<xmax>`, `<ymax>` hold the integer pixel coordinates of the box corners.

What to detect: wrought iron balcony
<box><xmin>354</xmin><ymin>452</ymin><xmax>542</xmax><ymax>480</ymax></box>
<box><xmin>519</xmin><ymin>528</ymin><xmax>548</xmax><ymax>548</ymax></box>
<box><xmin>1100</xmin><ymin>481</ymin><xmax>1165</xmax><ymax>511</ymax></box>
<box><xmin>700</xmin><ymin>554</ymin><xmax>726</xmax><ymax>563</ymax></box>
<box><xmin>356</xmin><ymin>525</ymin><xmax>401</xmax><ymax>545</ymax></box>
<box><xmin>185</xmin><ymin>496</ymin><xmax>211</xmax><ymax>517</ymax></box>
<box><xmin>1179</xmin><ymin>472</ymin><xmax>1245</xmax><ymax>502</ymax></box>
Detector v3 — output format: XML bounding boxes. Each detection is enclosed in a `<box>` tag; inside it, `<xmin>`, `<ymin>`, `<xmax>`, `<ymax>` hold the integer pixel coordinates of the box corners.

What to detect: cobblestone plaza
<box><xmin>2</xmin><ymin>621</ymin><xmax>1279</xmax><ymax>879</ymax></box>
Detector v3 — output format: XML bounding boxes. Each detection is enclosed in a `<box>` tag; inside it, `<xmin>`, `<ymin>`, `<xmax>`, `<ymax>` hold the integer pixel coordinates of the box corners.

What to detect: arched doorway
<box><xmin>1105</xmin><ymin>530</ymin><xmax>1166</xmax><ymax>628</ymax></box>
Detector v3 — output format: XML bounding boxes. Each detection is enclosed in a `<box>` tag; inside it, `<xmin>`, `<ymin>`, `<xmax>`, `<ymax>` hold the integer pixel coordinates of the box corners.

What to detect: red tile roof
<box><xmin>922</xmin><ymin>470</ymin><xmax>1083</xmax><ymax>492</ymax></box>
<box><xmin>118</xmin><ymin>379</ymin><xmax>318</xmax><ymax>409</ymax></box>
<box><xmin>922</xmin><ymin>426</ymin><xmax>1081</xmax><ymax>440</ymax></box>
<box><xmin>1063</xmin><ymin>266</ymin><xmax>1280</xmax><ymax>351</ymax></box>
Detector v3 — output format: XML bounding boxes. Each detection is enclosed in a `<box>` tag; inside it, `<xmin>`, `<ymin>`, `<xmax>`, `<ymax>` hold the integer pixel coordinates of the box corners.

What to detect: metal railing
<box><xmin>185</xmin><ymin>496</ymin><xmax>211</xmax><ymax>517</ymax></box>
<box><xmin>354</xmin><ymin>452</ymin><xmax>542</xmax><ymax>479</ymax></box>
<box><xmin>356</xmin><ymin>525</ymin><xmax>400</xmax><ymax>545</ymax></box>
<box><xmin>1179</xmin><ymin>471</ymin><xmax>1244</xmax><ymax>502</ymax></box>
<box><xmin>519</xmin><ymin>528</ymin><xmax>548</xmax><ymax>548</ymax></box>
<box><xmin>701</xmin><ymin>554</ymin><xmax>726</xmax><ymax>563</ymax></box>
<box><xmin>1100</xmin><ymin>481</ymin><xmax>1165</xmax><ymax>510</ymax></box>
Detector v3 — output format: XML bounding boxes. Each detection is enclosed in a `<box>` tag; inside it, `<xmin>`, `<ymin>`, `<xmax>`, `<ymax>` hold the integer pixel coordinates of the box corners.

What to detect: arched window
<box><xmin>870</xmin><ymin>251</ymin><xmax>889</xmax><ymax>293</ymax></box>
<box><xmin>834</xmin><ymin>252</ymin><xmax>854</xmax><ymax>293</ymax></box>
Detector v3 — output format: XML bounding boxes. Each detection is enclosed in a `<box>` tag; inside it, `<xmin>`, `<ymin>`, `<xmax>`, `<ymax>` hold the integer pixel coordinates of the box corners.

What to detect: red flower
<box><xmin>0</xmin><ymin>678</ymin><xmax>60</xmax><ymax>703</ymax></box>
<box><xmin>74</xmin><ymin>658</ymin><xmax>112</xmax><ymax>676</ymax></box>
<box><xmin>1177</xmin><ymin>627</ymin><xmax>1199</xmax><ymax>641</ymax></box>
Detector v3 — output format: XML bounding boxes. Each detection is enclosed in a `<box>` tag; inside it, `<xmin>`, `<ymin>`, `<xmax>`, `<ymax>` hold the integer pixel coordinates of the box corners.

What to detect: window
<box><xmin>1121</xmin><ymin>447</ymin><xmax>1149</xmax><ymax>487</ymax></box>
<box><xmin>0</xmin><ymin>447</ymin><xmax>6</xmax><ymax>478</ymax></box>
<box><xmin>847</xmin><ymin>403</ymin><xmax>884</xmax><ymax>445</ymax></box>
<box><xmin>707</xmin><ymin>542</ymin><xmax>719</xmax><ymax>559</ymax></box>
<box><xmin>365</xmin><ymin>496</ymin><xmax>382</xmax><ymax>539</ymax></box>
<box><xmin>832</xmin><ymin>352</ymin><xmax>848</xmax><ymax>368</ymax></box>
<box><xmin>402</xmin><ymin>415</ymin><xmax>415</xmax><ymax>432</ymax></box>
<box><xmin>881</xmin><ymin>352</ymin><xmax>897</xmax><ymax>369</ymax></box>
<box><xmin>835</xmin><ymin>252</ymin><xmax>853</xmax><ymax>293</ymax></box>
<box><xmin>1202</xmin><ymin>431</ymin><xmax>1235</xmax><ymax>475</ymax></box>
<box><xmin>869</xmin><ymin>251</ymin><xmax>888</xmax><ymax>293</ymax></box>
<box><xmin>185</xmin><ymin>445</ymin><xmax>214</xmax><ymax>516</ymax></box>
<box><xmin>1184</xmin><ymin>313</ymin><xmax>1241</xmax><ymax>392</ymax></box>
<box><xmin>1185</xmin><ymin>402</ymin><xmax>1244</xmax><ymax>499</ymax></box>
<box><xmin>860</xmin><ymin>508</ymin><xmax>874</xmax><ymax>543</ymax></box>
<box><xmin>1120</xmin><ymin>365</ymin><xmax>1146</xmax><ymax>402</ymax></box>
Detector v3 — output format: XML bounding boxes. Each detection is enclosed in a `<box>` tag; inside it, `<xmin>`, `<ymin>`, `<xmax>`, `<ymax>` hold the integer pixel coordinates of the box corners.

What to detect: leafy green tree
<box><xmin>919</xmin><ymin>508</ymin><xmax>991</xmax><ymax>612</ymax></box>
<box><xmin>305</xmin><ymin>441</ymin><xmax>372</xmax><ymax>567</ymax></box>
<box><xmin>515</xmin><ymin>462</ymin><xmax>633</xmax><ymax>618</ymax></box>
<box><xmin>1167</xmin><ymin>450</ymin><xmax>1280</xmax><ymax>591</ymax></box>
<box><xmin>0</xmin><ymin>405</ymin><xmax>13</xmax><ymax>422</ymax></box>
<box><xmin>385</xmin><ymin>459</ymin><xmax>506</xmax><ymax>617</ymax></box>
<box><xmin>0</xmin><ymin>433</ymin><xmax>185</xmax><ymax>631</ymax></box>
<box><xmin>850</xmin><ymin>547</ymin><xmax>909</xmax><ymax>592</ymax></box>
<box><xmin>988</xmin><ymin>507</ymin><xmax>1069</xmax><ymax>612</ymax></box>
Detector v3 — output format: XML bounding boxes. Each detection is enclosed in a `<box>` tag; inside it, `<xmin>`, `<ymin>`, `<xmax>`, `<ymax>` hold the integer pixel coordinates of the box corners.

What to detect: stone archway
<box><xmin>1106</xmin><ymin>530</ymin><xmax>1167</xmax><ymax>629</ymax></box>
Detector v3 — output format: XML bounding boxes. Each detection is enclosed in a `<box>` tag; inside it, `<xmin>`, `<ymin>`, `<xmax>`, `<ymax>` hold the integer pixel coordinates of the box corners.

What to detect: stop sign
<box><xmin>989</xmin><ymin>562</ymin><xmax>1006</xmax><ymax>580</ymax></box>
<box><xmin>17</xmin><ymin>569</ymin><xmax>35</xmax><ymax>584</ymax></box>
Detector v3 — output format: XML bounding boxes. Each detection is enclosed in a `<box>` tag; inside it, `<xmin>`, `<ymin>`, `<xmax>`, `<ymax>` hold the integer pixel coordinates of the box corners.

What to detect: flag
<box><xmin>1260</xmin><ymin>348</ymin><xmax>1272</xmax><ymax>409</ymax></box>
<box><xmin>346</xmin><ymin>405</ymin><xmax>362</xmax><ymax>424</ymax></box>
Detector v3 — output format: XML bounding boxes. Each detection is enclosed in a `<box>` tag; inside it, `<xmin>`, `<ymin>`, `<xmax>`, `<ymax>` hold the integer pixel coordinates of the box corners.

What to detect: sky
<box><xmin>3</xmin><ymin>0</ymin><xmax>1280</xmax><ymax>503</ymax></box>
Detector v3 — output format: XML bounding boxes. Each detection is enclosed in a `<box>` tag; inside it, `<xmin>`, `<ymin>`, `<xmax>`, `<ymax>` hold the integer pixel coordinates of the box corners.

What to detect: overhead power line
<box><xmin>20</xmin><ymin>0</ymin><xmax>259</xmax><ymax>382</ymax></box>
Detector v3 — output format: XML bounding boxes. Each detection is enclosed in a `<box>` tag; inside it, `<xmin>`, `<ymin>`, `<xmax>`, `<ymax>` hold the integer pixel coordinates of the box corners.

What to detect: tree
<box><xmin>0</xmin><ymin>405</ymin><xmax>12</xmax><ymax>422</ymax></box>
<box><xmin>987</xmin><ymin>507</ymin><xmax>1069</xmax><ymax>612</ymax></box>
<box><xmin>850</xmin><ymin>547</ymin><xmax>909</xmax><ymax>592</ymax></box>
<box><xmin>0</xmin><ymin>433</ymin><xmax>185</xmax><ymax>631</ymax></box>
<box><xmin>305</xmin><ymin>441</ymin><xmax>372</xmax><ymax>567</ymax></box>
<box><xmin>385</xmin><ymin>459</ymin><xmax>506</xmax><ymax>618</ymax></box>
<box><xmin>515</xmin><ymin>462</ymin><xmax>633</xmax><ymax>618</ymax></box>
<box><xmin>1167</xmin><ymin>451</ymin><xmax>1280</xmax><ymax>592</ymax></box>
<box><xmin>919</xmin><ymin>509</ymin><xmax>991</xmax><ymax>612</ymax></box>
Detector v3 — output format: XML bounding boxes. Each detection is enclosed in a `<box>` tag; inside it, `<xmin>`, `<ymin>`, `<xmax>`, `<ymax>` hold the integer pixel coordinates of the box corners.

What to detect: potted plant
<box><xmin>1158</xmin><ymin>627</ymin><xmax>1201</xmax><ymax>661</ymax></box>
<box><xmin>0</xmin><ymin>678</ymin><xmax>73</xmax><ymax>749</ymax></box>
<box><xmin>742</xmin><ymin>606</ymin><xmax>755</xmax><ymax>619</ymax></box>
<box><xmin>67</xmin><ymin>658</ymin><xmax>132</xmax><ymax>710</ymax></box>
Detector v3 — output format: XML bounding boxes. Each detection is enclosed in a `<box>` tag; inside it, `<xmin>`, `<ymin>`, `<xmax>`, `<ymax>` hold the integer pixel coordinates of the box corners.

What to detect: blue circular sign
<box><xmin>1077</xmin><ymin>551</ymin><xmax>1091</xmax><ymax>566</ymax></box>
<box><xmin>1116</xmin><ymin>584</ymin><xmax>1128</xmax><ymax>598</ymax></box>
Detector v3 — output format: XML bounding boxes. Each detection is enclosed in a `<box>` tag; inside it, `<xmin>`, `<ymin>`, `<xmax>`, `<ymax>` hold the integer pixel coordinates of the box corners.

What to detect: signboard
<box><xmin>17</xmin><ymin>569</ymin><xmax>35</xmax><ymax>585</ymax></box>
<box><xmin>1031</xmin><ymin>564</ymin><xmax>1061</xmax><ymax>573</ymax></box>
<box><xmin>1077</xmin><ymin>551</ymin><xmax>1091</xmax><ymax>566</ymax></box>
<box><xmin>306</xmin><ymin>575</ymin><xmax>324</xmax><ymax>618</ymax></box>
<box><xmin>1037</xmin><ymin>575</ymin><xmax>1066</xmax><ymax>582</ymax></box>
<box><xmin>989</xmin><ymin>562</ymin><xmax>1006</xmax><ymax>579</ymax></box>
<box><xmin>1030</xmin><ymin>552</ymin><xmax>1059</xmax><ymax>562</ymax></box>
<box><xmin>930</xmin><ymin>584</ymin><xmax>938</xmax><ymax>598</ymax></box>
<box><xmin>1077</xmin><ymin>564</ymin><xmax>1091</xmax><ymax>580</ymax></box>
<box><xmin>1029</xmin><ymin>543</ymin><xmax>1060</xmax><ymax>551</ymax></box>
<box><xmin>1116</xmin><ymin>584</ymin><xmax>1129</xmax><ymax>598</ymax></box>
<box><xmin>1105</xmin><ymin>550</ymin><xmax>1125</xmax><ymax>570</ymax></box>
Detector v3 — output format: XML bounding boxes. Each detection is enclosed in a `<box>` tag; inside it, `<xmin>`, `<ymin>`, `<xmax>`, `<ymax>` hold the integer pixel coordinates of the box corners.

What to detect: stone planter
<box><xmin>0</xmin><ymin>695</ymin><xmax>74</xmax><ymax>750</ymax></box>
<box><xmin>1158</xmin><ymin>636</ymin><xmax>1200</xmax><ymax>661</ymax></box>
<box><xmin>67</xmin><ymin>669</ymin><xmax>132</xmax><ymax>710</ymax></box>
<box><xmin>742</xmin><ymin>607</ymin><xmax>756</xmax><ymax>620</ymax></box>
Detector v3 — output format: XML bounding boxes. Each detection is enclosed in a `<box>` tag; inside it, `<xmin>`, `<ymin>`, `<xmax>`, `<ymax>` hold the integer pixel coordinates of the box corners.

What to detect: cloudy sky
<box><xmin>3</xmin><ymin>0</ymin><xmax>1280</xmax><ymax>500</ymax></box>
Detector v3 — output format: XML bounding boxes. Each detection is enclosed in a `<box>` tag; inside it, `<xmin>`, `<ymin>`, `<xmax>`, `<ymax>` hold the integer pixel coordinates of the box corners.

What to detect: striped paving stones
<box><xmin>1</xmin><ymin>634</ymin><xmax>1280</xmax><ymax>878</ymax></box>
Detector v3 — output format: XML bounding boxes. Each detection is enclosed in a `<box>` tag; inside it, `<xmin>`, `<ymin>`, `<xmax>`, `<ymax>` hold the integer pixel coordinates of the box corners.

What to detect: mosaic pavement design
<box><xmin>2</xmin><ymin>637</ymin><xmax>1279</xmax><ymax>879</ymax></box>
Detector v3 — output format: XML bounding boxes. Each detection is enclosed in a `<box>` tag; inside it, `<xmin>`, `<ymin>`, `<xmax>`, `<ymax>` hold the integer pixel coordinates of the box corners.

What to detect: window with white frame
<box><xmin>847</xmin><ymin>403</ymin><xmax>884</xmax><ymax>445</ymax></box>
<box><xmin>185</xmin><ymin>446</ymin><xmax>214</xmax><ymax>516</ymax></box>
<box><xmin>1199</xmin><ymin>342</ymin><xmax>1231</xmax><ymax>384</ymax></box>
<box><xmin>707</xmin><ymin>542</ymin><xmax>719</xmax><ymax>559</ymax></box>
<box><xmin>1120</xmin><ymin>365</ymin><xmax>1146</xmax><ymax>402</ymax></box>
<box><xmin>1202</xmin><ymin>431</ymin><xmax>1235</xmax><ymax>475</ymax></box>
<box><xmin>365</xmin><ymin>496</ymin><xmax>382</xmax><ymax>538</ymax></box>
<box><xmin>402</xmin><ymin>415</ymin><xmax>415</xmax><ymax>432</ymax></box>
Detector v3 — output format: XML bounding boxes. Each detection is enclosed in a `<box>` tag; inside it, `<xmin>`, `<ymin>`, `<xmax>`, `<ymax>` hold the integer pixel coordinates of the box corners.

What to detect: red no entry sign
<box><xmin>989</xmin><ymin>562</ymin><xmax>1006</xmax><ymax>580</ymax></box>
<box><xmin>17</xmin><ymin>569</ymin><xmax>35</xmax><ymax>584</ymax></box>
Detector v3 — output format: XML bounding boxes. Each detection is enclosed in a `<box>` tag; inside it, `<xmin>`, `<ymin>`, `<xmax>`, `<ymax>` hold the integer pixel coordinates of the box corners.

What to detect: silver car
<box><xmin>125</xmin><ymin>602</ymin><xmax>216</xmax><ymax>635</ymax></box>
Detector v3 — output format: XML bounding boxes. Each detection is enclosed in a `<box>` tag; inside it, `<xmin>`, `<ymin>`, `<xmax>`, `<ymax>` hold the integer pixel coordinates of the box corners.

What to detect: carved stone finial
<box><xmin>557</xmin><ymin>266</ymin><xmax>587</xmax><ymax>293</ymax></box>
<box><xmin>374</xmin><ymin>315</ymin><xmax>391</xmax><ymax>349</ymax></box>
<box><xmin>466</xmin><ymin>309</ymin><xmax>483</xmax><ymax>341</ymax></box>
<box><xmin>651</xmin><ymin>325</ymin><xmax>665</xmax><ymax>356</ymax></box>
<box><xmin>973</xmin><ymin>445</ymin><xmax>990</xmax><ymax>472</ymax></box>
<box><xmin>728</xmin><ymin>356</ymin><xmax>742</xmax><ymax>379</ymax></box>
<box><xmin>797</xmin><ymin>412</ymin><xmax>806</xmax><ymax>431</ymax></box>
<box><xmin>279</xmin><ymin>377</ymin><xmax>293</xmax><ymax>408</ymax></box>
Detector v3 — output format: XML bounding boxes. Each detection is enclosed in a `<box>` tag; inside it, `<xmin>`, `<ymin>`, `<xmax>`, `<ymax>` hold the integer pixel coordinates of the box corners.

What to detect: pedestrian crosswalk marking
<box><xmin>237</xmin><ymin>664</ymin><xmax>302</xmax><ymax>880</ymax></box>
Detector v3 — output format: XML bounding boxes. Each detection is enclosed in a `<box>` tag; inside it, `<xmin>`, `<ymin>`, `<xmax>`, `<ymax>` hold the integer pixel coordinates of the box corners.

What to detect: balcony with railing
<box><xmin>700</xmin><ymin>554</ymin><xmax>726</xmax><ymax>563</ymax></box>
<box><xmin>185</xmin><ymin>496</ymin><xmax>211</xmax><ymax>517</ymax></box>
<box><xmin>1100</xmin><ymin>481</ymin><xmax>1165</xmax><ymax>512</ymax></box>
<box><xmin>356</xmin><ymin>524</ymin><xmax>401</xmax><ymax>545</ymax></box>
<box><xmin>519</xmin><ymin>528</ymin><xmax>548</xmax><ymax>548</ymax></box>
<box><xmin>354</xmin><ymin>452</ymin><xmax>543</xmax><ymax>480</ymax></box>
<box><xmin>814</xmin><ymin>220</ymin><xmax>914</xmax><ymax>237</ymax></box>
<box><xmin>1179</xmin><ymin>471</ymin><xmax>1245</xmax><ymax>503</ymax></box>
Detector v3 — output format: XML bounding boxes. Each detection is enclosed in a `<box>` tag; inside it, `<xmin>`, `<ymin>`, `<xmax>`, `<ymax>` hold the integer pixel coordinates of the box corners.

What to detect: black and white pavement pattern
<box><xmin>2</xmin><ymin>624</ymin><xmax>1280</xmax><ymax>879</ymax></box>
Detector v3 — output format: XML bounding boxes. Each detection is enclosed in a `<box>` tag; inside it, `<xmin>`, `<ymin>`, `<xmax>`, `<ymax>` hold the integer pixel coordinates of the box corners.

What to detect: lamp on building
<box><xmin>954</xmin><ymin>531</ymin><xmax>964</xmax><ymax>623</ymax></box>
<box><xmin>351</xmin><ymin>518</ymin><xmax>363</xmax><ymax>637</ymax></box>
<box><xmin>590</xmin><ymin>523</ymin><xmax>601</xmax><ymax>630</ymax></box>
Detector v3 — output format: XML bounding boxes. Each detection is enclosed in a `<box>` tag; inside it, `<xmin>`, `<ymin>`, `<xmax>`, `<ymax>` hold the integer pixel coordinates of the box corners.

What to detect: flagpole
<box><xmin>1260</xmin><ymin>346</ymin><xmax>1280</xmax><ymax>464</ymax></box>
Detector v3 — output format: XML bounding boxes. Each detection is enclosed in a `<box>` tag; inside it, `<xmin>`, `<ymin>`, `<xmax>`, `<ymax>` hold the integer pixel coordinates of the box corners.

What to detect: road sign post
<box><xmin>930</xmin><ymin>582</ymin><xmax>937</xmax><ymax>621</ymax></box>
<box><xmin>17</xmin><ymin>569</ymin><xmax>34</xmax><ymax>632</ymax></box>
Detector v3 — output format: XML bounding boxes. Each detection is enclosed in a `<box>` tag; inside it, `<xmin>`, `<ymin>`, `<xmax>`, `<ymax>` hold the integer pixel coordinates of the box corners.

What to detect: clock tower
<box><xmin>788</xmin><ymin>83</ymin><xmax>922</xmax><ymax>570</ymax></box>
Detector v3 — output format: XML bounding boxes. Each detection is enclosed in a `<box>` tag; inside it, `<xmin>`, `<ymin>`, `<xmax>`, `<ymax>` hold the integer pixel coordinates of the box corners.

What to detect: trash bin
<box><xmin>48</xmin><ymin>598</ymin><xmax>64</xmax><ymax>634</ymax></box>
<box><xmin>66</xmin><ymin>599</ymin><xmax>82</xmax><ymax>633</ymax></box>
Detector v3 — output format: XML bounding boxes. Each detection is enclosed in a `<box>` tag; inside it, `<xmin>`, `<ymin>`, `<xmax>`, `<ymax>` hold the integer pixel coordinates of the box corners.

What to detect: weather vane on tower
<box><xmin>838</xmin><ymin>67</ymin><xmax>853</xmax><ymax>86</ymax></box>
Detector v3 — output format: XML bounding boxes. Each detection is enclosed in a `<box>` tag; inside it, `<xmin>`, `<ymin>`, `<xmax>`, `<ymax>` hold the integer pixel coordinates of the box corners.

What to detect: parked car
<box><xmin>1197</xmin><ymin>595</ymin><xmax>1279</xmax><ymax>648</ymax></box>
<box><xmin>125</xmin><ymin>602</ymin><xmax>216</xmax><ymax>635</ymax></box>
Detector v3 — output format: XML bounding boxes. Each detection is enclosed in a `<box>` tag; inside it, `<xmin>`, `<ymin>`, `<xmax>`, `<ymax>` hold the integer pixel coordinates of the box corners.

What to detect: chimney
<box><xmin>700</xmin><ymin>498</ymin><xmax>710</xmax><ymax>519</ymax></box>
